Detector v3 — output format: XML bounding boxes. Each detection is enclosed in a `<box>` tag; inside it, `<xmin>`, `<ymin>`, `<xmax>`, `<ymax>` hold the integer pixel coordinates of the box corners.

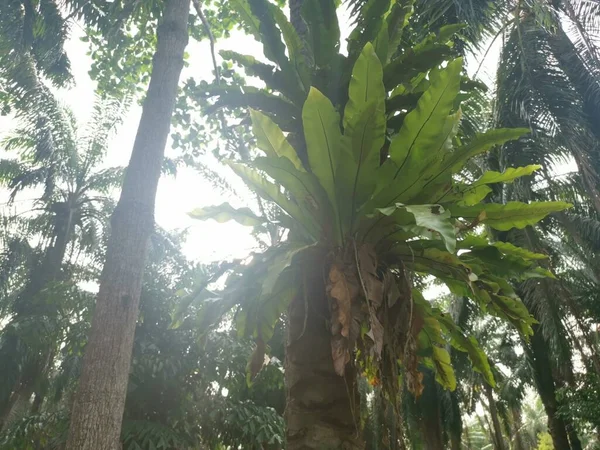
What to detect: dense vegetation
<box><xmin>0</xmin><ymin>0</ymin><xmax>599</xmax><ymax>449</ymax></box>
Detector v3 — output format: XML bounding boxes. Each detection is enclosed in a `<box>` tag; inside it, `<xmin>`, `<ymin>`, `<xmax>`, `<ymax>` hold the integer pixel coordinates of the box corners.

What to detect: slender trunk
<box><xmin>511</xmin><ymin>406</ymin><xmax>525</xmax><ymax>450</ymax></box>
<box><xmin>285</xmin><ymin>270</ymin><xmax>363</xmax><ymax>450</ymax></box>
<box><xmin>565</xmin><ymin>416</ymin><xmax>583</xmax><ymax>450</ymax></box>
<box><xmin>0</xmin><ymin>384</ymin><xmax>34</xmax><ymax>430</ymax></box>
<box><xmin>529</xmin><ymin>330</ymin><xmax>572</xmax><ymax>450</ymax></box>
<box><xmin>484</xmin><ymin>384</ymin><xmax>506</xmax><ymax>450</ymax></box>
<box><xmin>66</xmin><ymin>2</ymin><xmax>190</xmax><ymax>448</ymax></box>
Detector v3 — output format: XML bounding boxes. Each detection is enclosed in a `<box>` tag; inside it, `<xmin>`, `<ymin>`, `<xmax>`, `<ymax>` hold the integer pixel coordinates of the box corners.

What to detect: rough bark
<box><xmin>530</xmin><ymin>330</ymin><xmax>572</xmax><ymax>450</ymax></box>
<box><xmin>484</xmin><ymin>384</ymin><xmax>507</xmax><ymax>450</ymax></box>
<box><xmin>65</xmin><ymin>2</ymin><xmax>190</xmax><ymax>448</ymax></box>
<box><xmin>285</xmin><ymin>270</ymin><xmax>363</xmax><ymax>450</ymax></box>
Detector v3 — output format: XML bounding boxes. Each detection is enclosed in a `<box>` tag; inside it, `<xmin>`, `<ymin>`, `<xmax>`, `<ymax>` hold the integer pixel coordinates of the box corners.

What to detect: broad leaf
<box><xmin>449</xmin><ymin>201</ymin><xmax>572</xmax><ymax>231</ymax></box>
<box><xmin>385</xmin><ymin>0</ymin><xmax>414</xmax><ymax>62</ymax></box>
<box><xmin>301</xmin><ymin>0</ymin><xmax>340</xmax><ymax>68</ymax></box>
<box><xmin>253</xmin><ymin>156</ymin><xmax>331</xmax><ymax>226</ymax></box>
<box><xmin>262</xmin><ymin>243</ymin><xmax>320</xmax><ymax>297</ymax></box>
<box><xmin>231</xmin><ymin>0</ymin><xmax>261</xmax><ymax>40</ymax></box>
<box><xmin>416</xmin><ymin>128</ymin><xmax>532</xmax><ymax>204</ymax></box>
<box><xmin>189</xmin><ymin>203</ymin><xmax>264</xmax><ymax>226</ymax></box>
<box><xmin>343</xmin><ymin>42</ymin><xmax>385</xmax><ymax>135</ymax></box>
<box><xmin>474</xmin><ymin>165</ymin><xmax>541</xmax><ymax>186</ymax></box>
<box><xmin>250</xmin><ymin>110</ymin><xmax>304</xmax><ymax>171</ymax></box>
<box><xmin>431</xmin><ymin>346</ymin><xmax>456</xmax><ymax>391</ymax></box>
<box><xmin>302</xmin><ymin>87</ymin><xmax>343</xmax><ymax>241</ymax></box>
<box><xmin>458</xmin><ymin>235</ymin><xmax>549</xmax><ymax>260</ymax></box>
<box><xmin>226</xmin><ymin>161</ymin><xmax>320</xmax><ymax>238</ymax></box>
<box><xmin>436</xmin><ymin>312</ymin><xmax>495</xmax><ymax>386</ymax></box>
<box><xmin>268</xmin><ymin>3</ymin><xmax>311</xmax><ymax>91</ymax></box>
<box><xmin>388</xmin><ymin>58</ymin><xmax>462</xmax><ymax>170</ymax></box>
<box><xmin>378</xmin><ymin>204</ymin><xmax>456</xmax><ymax>253</ymax></box>
<box><xmin>347</xmin><ymin>0</ymin><xmax>391</xmax><ymax>59</ymax></box>
<box><xmin>383</xmin><ymin>44</ymin><xmax>453</xmax><ymax>90</ymax></box>
<box><xmin>248</xmin><ymin>0</ymin><xmax>287</xmax><ymax>70</ymax></box>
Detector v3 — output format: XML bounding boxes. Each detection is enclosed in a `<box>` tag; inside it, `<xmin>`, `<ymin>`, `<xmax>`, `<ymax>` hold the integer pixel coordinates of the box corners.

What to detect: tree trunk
<box><xmin>529</xmin><ymin>330</ymin><xmax>572</xmax><ymax>450</ymax></box>
<box><xmin>65</xmin><ymin>2</ymin><xmax>190</xmax><ymax>448</ymax></box>
<box><xmin>484</xmin><ymin>384</ymin><xmax>506</xmax><ymax>450</ymax></box>
<box><xmin>285</xmin><ymin>270</ymin><xmax>363</xmax><ymax>450</ymax></box>
<box><xmin>510</xmin><ymin>406</ymin><xmax>525</xmax><ymax>450</ymax></box>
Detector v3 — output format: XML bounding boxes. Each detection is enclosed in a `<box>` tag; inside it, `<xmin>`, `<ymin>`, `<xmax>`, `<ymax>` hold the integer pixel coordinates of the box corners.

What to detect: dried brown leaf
<box><xmin>329</xmin><ymin>264</ymin><xmax>358</xmax><ymax>338</ymax></box>
<box><xmin>331</xmin><ymin>335</ymin><xmax>350</xmax><ymax>376</ymax></box>
<box><xmin>366</xmin><ymin>315</ymin><xmax>384</xmax><ymax>358</ymax></box>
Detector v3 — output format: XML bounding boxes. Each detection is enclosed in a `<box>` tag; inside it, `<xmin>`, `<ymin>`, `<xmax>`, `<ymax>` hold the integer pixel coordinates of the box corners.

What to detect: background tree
<box><xmin>0</xmin><ymin>95</ymin><xmax>125</xmax><ymax>428</ymax></box>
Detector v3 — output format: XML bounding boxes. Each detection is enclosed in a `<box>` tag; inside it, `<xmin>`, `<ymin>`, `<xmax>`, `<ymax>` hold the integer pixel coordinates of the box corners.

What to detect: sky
<box><xmin>1</xmin><ymin>5</ymin><xmax>504</xmax><ymax>267</ymax></box>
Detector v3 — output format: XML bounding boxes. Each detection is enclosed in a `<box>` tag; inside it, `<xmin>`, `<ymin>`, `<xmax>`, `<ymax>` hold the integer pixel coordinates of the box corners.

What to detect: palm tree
<box><xmin>0</xmin><ymin>94</ymin><xmax>126</xmax><ymax>427</ymax></box>
<box><xmin>188</xmin><ymin>1</ymin><xmax>569</xmax><ymax>447</ymax></box>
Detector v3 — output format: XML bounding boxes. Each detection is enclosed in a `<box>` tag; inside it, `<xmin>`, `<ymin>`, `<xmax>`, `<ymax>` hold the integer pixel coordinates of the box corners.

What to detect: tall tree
<box><xmin>189</xmin><ymin>1</ymin><xmax>569</xmax><ymax>447</ymax></box>
<box><xmin>0</xmin><ymin>96</ymin><xmax>125</xmax><ymax>426</ymax></box>
<box><xmin>66</xmin><ymin>1</ymin><xmax>192</xmax><ymax>448</ymax></box>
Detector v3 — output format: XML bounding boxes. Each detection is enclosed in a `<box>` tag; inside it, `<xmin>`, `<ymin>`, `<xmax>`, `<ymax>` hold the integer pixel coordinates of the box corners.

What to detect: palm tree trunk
<box><xmin>511</xmin><ymin>406</ymin><xmax>525</xmax><ymax>450</ymax></box>
<box><xmin>285</xmin><ymin>271</ymin><xmax>363</xmax><ymax>450</ymax></box>
<box><xmin>484</xmin><ymin>384</ymin><xmax>506</xmax><ymax>450</ymax></box>
<box><xmin>65</xmin><ymin>1</ymin><xmax>191</xmax><ymax>448</ymax></box>
<box><xmin>529</xmin><ymin>330</ymin><xmax>572</xmax><ymax>450</ymax></box>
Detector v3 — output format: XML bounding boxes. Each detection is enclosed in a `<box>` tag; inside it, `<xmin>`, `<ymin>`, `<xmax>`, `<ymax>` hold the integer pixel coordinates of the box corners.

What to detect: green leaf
<box><xmin>487</xmin><ymin>293</ymin><xmax>536</xmax><ymax>337</ymax></box>
<box><xmin>446</xmin><ymin>128</ymin><xmax>531</xmax><ymax>173</ymax></box>
<box><xmin>388</xmin><ymin>58</ymin><xmax>462</xmax><ymax>170</ymax></box>
<box><xmin>378</xmin><ymin>204</ymin><xmax>456</xmax><ymax>253</ymax></box>
<box><xmin>337</xmin><ymin>102</ymin><xmax>385</xmax><ymax>231</ymax></box>
<box><xmin>449</xmin><ymin>201</ymin><xmax>572</xmax><ymax>231</ymax></box>
<box><xmin>432</xmin><ymin>346</ymin><xmax>456</xmax><ymax>391</ymax></box>
<box><xmin>473</xmin><ymin>165</ymin><xmax>541</xmax><ymax>186</ymax></box>
<box><xmin>253</xmin><ymin>155</ymin><xmax>331</xmax><ymax>225</ymax></box>
<box><xmin>188</xmin><ymin>203</ymin><xmax>264</xmax><ymax>226</ymax></box>
<box><xmin>261</xmin><ymin>243</ymin><xmax>320</xmax><ymax>296</ymax></box>
<box><xmin>385</xmin><ymin>0</ymin><xmax>414</xmax><ymax>62</ymax></box>
<box><xmin>383</xmin><ymin>44</ymin><xmax>453</xmax><ymax>91</ymax></box>
<box><xmin>373</xmin><ymin>20</ymin><xmax>389</xmax><ymax>64</ymax></box>
<box><xmin>205</xmin><ymin>86</ymin><xmax>299</xmax><ymax>130</ymax></box>
<box><xmin>343</xmin><ymin>42</ymin><xmax>385</xmax><ymax>135</ymax></box>
<box><xmin>226</xmin><ymin>161</ymin><xmax>319</xmax><ymax>238</ymax></box>
<box><xmin>250</xmin><ymin>109</ymin><xmax>304</xmax><ymax>171</ymax></box>
<box><xmin>268</xmin><ymin>4</ymin><xmax>311</xmax><ymax>91</ymax></box>
<box><xmin>301</xmin><ymin>0</ymin><xmax>340</xmax><ymax>68</ymax></box>
<box><xmin>460</xmin><ymin>185</ymin><xmax>493</xmax><ymax>206</ymax></box>
<box><xmin>248</xmin><ymin>0</ymin><xmax>287</xmax><ymax>69</ymax></box>
<box><xmin>347</xmin><ymin>0</ymin><xmax>391</xmax><ymax>59</ymax></box>
<box><xmin>231</xmin><ymin>0</ymin><xmax>261</xmax><ymax>40</ymax></box>
<box><xmin>412</xmin><ymin>128</ymin><xmax>531</xmax><ymax>205</ymax></box>
<box><xmin>337</xmin><ymin>43</ymin><xmax>386</xmax><ymax>230</ymax></box>
<box><xmin>302</xmin><ymin>87</ymin><xmax>343</xmax><ymax>240</ymax></box>
<box><xmin>237</xmin><ymin>270</ymin><xmax>298</xmax><ymax>342</ymax></box>
<box><xmin>458</xmin><ymin>235</ymin><xmax>548</xmax><ymax>260</ymax></box>
<box><xmin>436</xmin><ymin>313</ymin><xmax>495</xmax><ymax>386</ymax></box>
